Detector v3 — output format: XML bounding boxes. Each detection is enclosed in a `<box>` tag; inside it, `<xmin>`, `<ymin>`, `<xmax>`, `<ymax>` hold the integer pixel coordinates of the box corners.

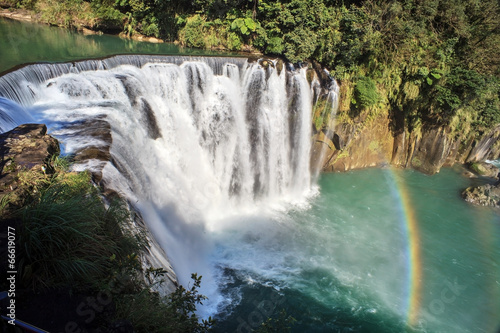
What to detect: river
<box><xmin>0</xmin><ymin>16</ymin><xmax>237</xmax><ymax>74</ymax></box>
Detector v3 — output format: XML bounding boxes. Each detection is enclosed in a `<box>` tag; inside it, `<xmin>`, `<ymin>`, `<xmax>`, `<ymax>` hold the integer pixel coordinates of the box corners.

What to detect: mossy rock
<box><xmin>412</xmin><ymin>157</ymin><xmax>422</xmax><ymax>168</ymax></box>
<box><xmin>468</xmin><ymin>162</ymin><xmax>499</xmax><ymax>178</ymax></box>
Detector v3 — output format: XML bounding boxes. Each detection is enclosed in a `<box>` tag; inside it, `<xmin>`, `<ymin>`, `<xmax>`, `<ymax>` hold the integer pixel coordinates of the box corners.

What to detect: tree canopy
<box><xmin>7</xmin><ymin>0</ymin><xmax>500</xmax><ymax>133</ymax></box>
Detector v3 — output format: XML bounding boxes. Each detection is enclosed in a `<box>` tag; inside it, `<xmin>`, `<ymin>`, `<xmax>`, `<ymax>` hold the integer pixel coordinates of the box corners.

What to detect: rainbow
<box><xmin>384</xmin><ymin>168</ymin><xmax>422</xmax><ymax>327</ymax></box>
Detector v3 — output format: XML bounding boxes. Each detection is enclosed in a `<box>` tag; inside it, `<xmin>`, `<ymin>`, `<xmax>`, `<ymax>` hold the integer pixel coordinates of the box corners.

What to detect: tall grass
<box><xmin>18</xmin><ymin>168</ymin><xmax>140</xmax><ymax>289</ymax></box>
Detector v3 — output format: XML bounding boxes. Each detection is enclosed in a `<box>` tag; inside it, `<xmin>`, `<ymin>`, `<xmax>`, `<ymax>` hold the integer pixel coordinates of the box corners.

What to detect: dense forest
<box><xmin>3</xmin><ymin>0</ymin><xmax>500</xmax><ymax>137</ymax></box>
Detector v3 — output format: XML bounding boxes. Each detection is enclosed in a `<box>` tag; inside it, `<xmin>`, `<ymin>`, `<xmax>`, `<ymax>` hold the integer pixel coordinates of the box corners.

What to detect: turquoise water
<box><xmin>212</xmin><ymin>167</ymin><xmax>500</xmax><ymax>332</ymax></box>
<box><xmin>0</xmin><ymin>17</ymin><xmax>238</xmax><ymax>74</ymax></box>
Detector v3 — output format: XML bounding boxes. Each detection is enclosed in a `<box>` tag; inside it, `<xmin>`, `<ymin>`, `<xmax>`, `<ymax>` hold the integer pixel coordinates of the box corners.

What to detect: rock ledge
<box><xmin>462</xmin><ymin>183</ymin><xmax>500</xmax><ymax>208</ymax></box>
<box><xmin>0</xmin><ymin>123</ymin><xmax>59</xmax><ymax>200</ymax></box>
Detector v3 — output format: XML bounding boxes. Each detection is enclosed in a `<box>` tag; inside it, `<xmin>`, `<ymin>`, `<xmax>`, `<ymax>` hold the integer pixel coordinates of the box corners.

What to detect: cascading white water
<box><xmin>0</xmin><ymin>97</ymin><xmax>34</xmax><ymax>132</ymax></box>
<box><xmin>0</xmin><ymin>56</ymin><xmax>336</xmax><ymax>315</ymax></box>
<box><xmin>311</xmin><ymin>78</ymin><xmax>340</xmax><ymax>179</ymax></box>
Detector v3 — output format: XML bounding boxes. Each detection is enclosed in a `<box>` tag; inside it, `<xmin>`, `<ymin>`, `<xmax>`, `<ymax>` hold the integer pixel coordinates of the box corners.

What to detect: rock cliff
<box><xmin>311</xmin><ymin>110</ymin><xmax>500</xmax><ymax>175</ymax></box>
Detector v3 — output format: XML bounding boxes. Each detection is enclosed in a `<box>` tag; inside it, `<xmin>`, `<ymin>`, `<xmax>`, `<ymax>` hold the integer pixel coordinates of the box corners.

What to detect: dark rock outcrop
<box><xmin>0</xmin><ymin>123</ymin><xmax>59</xmax><ymax>202</ymax></box>
<box><xmin>462</xmin><ymin>183</ymin><xmax>500</xmax><ymax>208</ymax></box>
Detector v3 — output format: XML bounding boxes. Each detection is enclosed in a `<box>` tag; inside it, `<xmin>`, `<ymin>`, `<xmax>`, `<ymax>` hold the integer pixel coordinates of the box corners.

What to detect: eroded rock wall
<box><xmin>312</xmin><ymin>112</ymin><xmax>500</xmax><ymax>175</ymax></box>
<box><xmin>312</xmin><ymin>114</ymin><xmax>394</xmax><ymax>172</ymax></box>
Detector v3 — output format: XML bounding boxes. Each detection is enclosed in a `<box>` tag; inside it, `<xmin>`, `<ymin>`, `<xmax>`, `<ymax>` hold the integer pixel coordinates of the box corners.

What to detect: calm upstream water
<box><xmin>0</xmin><ymin>17</ymin><xmax>499</xmax><ymax>333</ymax></box>
<box><xmin>0</xmin><ymin>17</ymin><xmax>237</xmax><ymax>74</ymax></box>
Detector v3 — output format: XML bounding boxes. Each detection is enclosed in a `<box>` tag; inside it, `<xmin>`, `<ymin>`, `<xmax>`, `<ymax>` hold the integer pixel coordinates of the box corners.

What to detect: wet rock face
<box><xmin>410</xmin><ymin>127</ymin><xmax>453</xmax><ymax>175</ymax></box>
<box><xmin>465</xmin><ymin>125</ymin><xmax>500</xmax><ymax>163</ymax></box>
<box><xmin>462</xmin><ymin>183</ymin><xmax>500</xmax><ymax>208</ymax></box>
<box><xmin>314</xmin><ymin>110</ymin><xmax>500</xmax><ymax>175</ymax></box>
<box><xmin>0</xmin><ymin>123</ymin><xmax>60</xmax><ymax>201</ymax></box>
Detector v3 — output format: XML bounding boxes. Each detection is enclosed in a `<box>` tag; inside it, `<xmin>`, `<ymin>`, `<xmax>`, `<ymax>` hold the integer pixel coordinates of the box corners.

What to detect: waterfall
<box><xmin>0</xmin><ymin>97</ymin><xmax>34</xmax><ymax>132</ymax></box>
<box><xmin>0</xmin><ymin>55</ymin><xmax>336</xmax><ymax>314</ymax></box>
<box><xmin>312</xmin><ymin>78</ymin><xmax>340</xmax><ymax>179</ymax></box>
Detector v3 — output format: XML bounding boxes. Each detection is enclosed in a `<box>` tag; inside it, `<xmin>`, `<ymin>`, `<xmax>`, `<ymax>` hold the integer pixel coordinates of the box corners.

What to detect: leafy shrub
<box><xmin>115</xmin><ymin>273</ymin><xmax>214</xmax><ymax>333</ymax></box>
<box><xmin>353</xmin><ymin>76</ymin><xmax>380</xmax><ymax>109</ymax></box>
<box><xmin>20</xmin><ymin>0</ymin><xmax>37</xmax><ymax>9</ymax></box>
<box><xmin>266</xmin><ymin>36</ymin><xmax>284</xmax><ymax>54</ymax></box>
<box><xmin>284</xmin><ymin>27</ymin><xmax>318</xmax><ymax>63</ymax></box>
<box><xmin>90</xmin><ymin>1</ymin><xmax>125</xmax><ymax>30</ymax></box>
<box><xmin>37</xmin><ymin>0</ymin><xmax>86</xmax><ymax>28</ymax></box>
<box><xmin>178</xmin><ymin>14</ymin><xmax>207</xmax><ymax>48</ymax></box>
<box><xmin>18</xmin><ymin>171</ymin><xmax>140</xmax><ymax>288</ymax></box>
<box><xmin>227</xmin><ymin>31</ymin><xmax>242</xmax><ymax>50</ymax></box>
<box><xmin>141</xmin><ymin>20</ymin><xmax>160</xmax><ymax>37</ymax></box>
<box><xmin>254</xmin><ymin>309</ymin><xmax>296</xmax><ymax>333</ymax></box>
<box><xmin>231</xmin><ymin>17</ymin><xmax>257</xmax><ymax>35</ymax></box>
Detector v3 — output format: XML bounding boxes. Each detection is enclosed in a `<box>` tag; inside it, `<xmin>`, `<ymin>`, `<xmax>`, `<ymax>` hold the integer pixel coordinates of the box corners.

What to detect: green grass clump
<box><xmin>353</xmin><ymin>76</ymin><xmax>380</xmax><ymax>109</ymax></box>
<box><xmin>18</xmin><ymin>171</ymin><xmax>139</xmax><ymax>288</ymax></box>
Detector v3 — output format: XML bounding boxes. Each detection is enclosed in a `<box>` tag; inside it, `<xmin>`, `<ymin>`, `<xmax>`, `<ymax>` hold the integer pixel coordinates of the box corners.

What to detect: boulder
<box><xmin>0</xmin><ymin>123</ymin><xmax>59</xmax><ymax>202</ymax></box>
<box><xmin>462</xmin><ymin>183</ymin><xmax>500</xmax><ymax>208</ymax></box>
<box><xmin>468</xmin><ymin>162</ymin><xmax>500</xmax><ymax>179</ymax></box>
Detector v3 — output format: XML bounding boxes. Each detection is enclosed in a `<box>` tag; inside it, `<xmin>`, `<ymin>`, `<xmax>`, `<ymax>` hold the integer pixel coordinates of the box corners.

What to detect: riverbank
<box><xmin>0</xmin><ymin>6</ymin><xmax>165</xmax><ymax>42</ymax></box>
<box><xmin>0</xmin><ymin>7</ymin><xmax>32</xmax><ymax>22</ymax></box>
<box><xmin>0</xmin><ymin>4</ymin><xmax>260</xmax><ymax>51</ymax></box>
